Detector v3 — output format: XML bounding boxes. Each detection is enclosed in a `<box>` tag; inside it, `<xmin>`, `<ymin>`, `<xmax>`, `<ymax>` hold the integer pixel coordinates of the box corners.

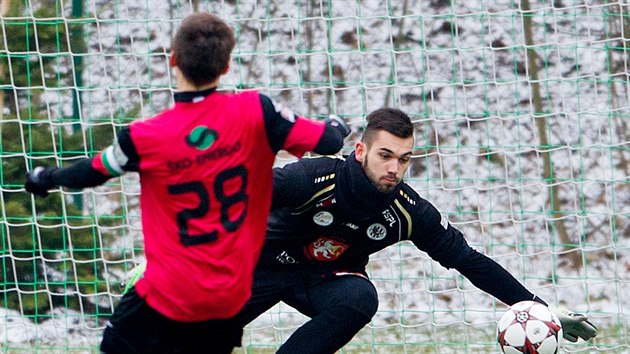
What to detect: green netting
<box><xmin>1</xmin><ymin>0</ymin><xmax>628</xmax><ymax>353</ymax></box>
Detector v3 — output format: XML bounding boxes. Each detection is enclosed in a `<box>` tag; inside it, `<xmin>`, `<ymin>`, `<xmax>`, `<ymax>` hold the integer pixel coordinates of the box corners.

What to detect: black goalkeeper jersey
<box><xmin>258</xmin><ymin>153</ymin><xmax>542</xmax><ymax>306</ymax></box>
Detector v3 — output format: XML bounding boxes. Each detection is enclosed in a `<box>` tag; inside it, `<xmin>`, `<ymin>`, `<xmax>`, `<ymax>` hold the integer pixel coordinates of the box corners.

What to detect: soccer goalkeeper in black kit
<box><xmin>127</xmin><ymin>108</ymin><xmax>598</xmax><ymax>354</ymax></box>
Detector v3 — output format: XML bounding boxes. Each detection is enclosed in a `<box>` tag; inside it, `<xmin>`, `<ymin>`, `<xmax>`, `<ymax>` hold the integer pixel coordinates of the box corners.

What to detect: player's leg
<box><xmin>117</xmin><ymin>263</ymin><xmax>308</xmax><ymax>350</ymax></box>
<box><xmin>175</xmin><ymin>317</ymin><xmax>243</xmax><ymax>354</ymax></box>
<box><xmin>100</xmin><ymin>288</ymin><xmax>173</xmax><ymax>353</ymax></box>
<box><xmin>233</xmin><ymin>269</ymin><xmax>301</xmax><ymax>330</ymax></box>
<box><xmin>278</xmin><ymin>274</ymin><xmax>379</xmax><ymax>354</ymax></box>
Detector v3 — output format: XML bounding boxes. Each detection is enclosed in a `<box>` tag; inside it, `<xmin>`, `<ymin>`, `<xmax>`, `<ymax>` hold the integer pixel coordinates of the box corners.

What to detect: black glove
<box><xmin>325</xmin><ymin>114</ymin><xmax>351</xmax><ymax>138</ymax></box>
<box><xmin>25</xmin><ymin>166</ymin><xmax>57</xmax><ymax>197</ymax></box>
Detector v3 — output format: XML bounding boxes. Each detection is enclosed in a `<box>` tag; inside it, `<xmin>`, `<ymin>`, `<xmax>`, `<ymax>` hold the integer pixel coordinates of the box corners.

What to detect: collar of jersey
<box><xmin>174</xmin><ymin>87</ymin><xmax>217</xmax><ymax>103</ymax></box>
<box><xmin>336</xmin><ymin>152</ymin><xmax>400</xmax><ymax>217</ymax></box>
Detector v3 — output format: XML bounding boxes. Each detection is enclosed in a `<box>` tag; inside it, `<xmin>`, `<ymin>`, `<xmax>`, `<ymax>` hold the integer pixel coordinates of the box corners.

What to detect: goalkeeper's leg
<box><xmin>278</xmin><ymin>274</ymin><xmax>379</xmax><ymax>354</ymax></box>
<box><xmin>233</xmin><ymin>269</ymin><xmax>292</xmax><ymax>327</ymax></box>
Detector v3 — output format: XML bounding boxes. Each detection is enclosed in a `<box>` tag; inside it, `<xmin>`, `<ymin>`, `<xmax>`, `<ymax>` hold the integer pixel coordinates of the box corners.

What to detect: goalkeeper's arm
<box><xmin>453</xmin><ymin>249</ymin><xmax>598</xmax><ymax>343</ymax></box>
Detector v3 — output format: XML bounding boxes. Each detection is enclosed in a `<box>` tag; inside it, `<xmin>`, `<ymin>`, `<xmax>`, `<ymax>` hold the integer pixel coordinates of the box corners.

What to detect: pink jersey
<box><xmin>93</xmin><ymin>90</ymin><xmax>331</xmax><ymax>321</ymax></box>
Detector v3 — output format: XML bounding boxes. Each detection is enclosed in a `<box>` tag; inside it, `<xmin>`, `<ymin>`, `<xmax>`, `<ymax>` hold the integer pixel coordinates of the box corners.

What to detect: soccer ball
<box><xmin>497</xmin><ymin>300</ymin><xmax>563</xmax><ymax>354</ymax></box>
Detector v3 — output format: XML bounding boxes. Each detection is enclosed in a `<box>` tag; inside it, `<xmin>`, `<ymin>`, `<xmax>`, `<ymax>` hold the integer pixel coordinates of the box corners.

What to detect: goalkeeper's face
<box><xmin>355</xmin><ymin>131</ymin><xmax>413</xmax><ymax>193</ymax></box>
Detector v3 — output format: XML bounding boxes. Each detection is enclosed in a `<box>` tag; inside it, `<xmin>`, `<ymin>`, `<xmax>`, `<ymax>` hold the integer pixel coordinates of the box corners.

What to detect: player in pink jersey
<box><xmin>24</xmin><ymin>13</ymin><xmax>349</xmax><ymax>353</ymax></box>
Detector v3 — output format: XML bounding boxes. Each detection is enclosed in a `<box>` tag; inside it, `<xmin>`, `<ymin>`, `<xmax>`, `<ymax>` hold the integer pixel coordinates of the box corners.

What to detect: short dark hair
<box><xmin>361</xmin><ymin>108</ymin><xmax>414</xmax><ymax>145</ymax></box>
<box><xmin>172</xmin><ymin>13</ymin><xmax>235</xmax><ymax>87</ymax></box>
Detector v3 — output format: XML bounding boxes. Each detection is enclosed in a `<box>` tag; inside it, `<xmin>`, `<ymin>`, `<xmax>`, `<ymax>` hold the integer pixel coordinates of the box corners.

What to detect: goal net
<box><xmin>2</xmin><ymin>0</ymin><xmax>628</xmax><ymax>353</ymax></box>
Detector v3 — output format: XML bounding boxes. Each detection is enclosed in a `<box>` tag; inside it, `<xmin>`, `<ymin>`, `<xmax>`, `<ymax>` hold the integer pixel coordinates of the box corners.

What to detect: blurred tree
<box><xmin>0</xmin><ymin>0</ymin><xmax>118</xmax><ymax>320</ymax></box>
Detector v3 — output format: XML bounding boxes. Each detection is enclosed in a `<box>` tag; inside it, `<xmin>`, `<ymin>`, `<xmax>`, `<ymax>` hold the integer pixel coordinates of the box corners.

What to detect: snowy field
<box><xmin>1</xmin><ymin>0</ymin><xmax>628</xmax><ymax>352</ymax></box>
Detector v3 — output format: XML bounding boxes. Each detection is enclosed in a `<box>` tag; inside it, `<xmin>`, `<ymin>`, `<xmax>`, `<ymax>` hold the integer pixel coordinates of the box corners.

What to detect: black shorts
<box><xmin>100</xmin><ymin>288</ymin><xmax>243</xmax><ymax>354</ymax></box>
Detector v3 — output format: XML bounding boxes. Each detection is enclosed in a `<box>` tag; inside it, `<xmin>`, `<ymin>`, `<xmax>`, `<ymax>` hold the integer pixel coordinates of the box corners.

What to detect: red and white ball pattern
<box><xmin>497</xmin><ymin>300</ymin><xmax>563</xmax><ymax>354</ymax></box>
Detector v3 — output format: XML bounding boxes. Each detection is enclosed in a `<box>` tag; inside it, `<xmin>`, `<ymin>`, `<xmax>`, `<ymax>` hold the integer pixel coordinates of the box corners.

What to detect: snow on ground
<box><xmin>3</xmin><ymin>0</ymin><xmax>629</xmax><ymax>351</ymax></box>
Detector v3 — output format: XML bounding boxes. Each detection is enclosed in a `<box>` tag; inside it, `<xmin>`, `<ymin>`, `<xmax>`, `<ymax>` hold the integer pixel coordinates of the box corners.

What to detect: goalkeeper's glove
<box><xmin>122</xmin><ymin>261</ymin><xmax>147</xmax><ymax>294</ymax></box>
<box><xmin>549</xmin><ymin>306</ymin><xmax>598</xmax><ymax>342</ymax></box>
<box><xmin>325</xmin><ymin>114</ymin><xmax>351</xmax><ymax>138</ymax></box>
<box><xmin>25</xmin><ymin>166</ymin><xmax>58</xmax><ymax>197</ymax></box>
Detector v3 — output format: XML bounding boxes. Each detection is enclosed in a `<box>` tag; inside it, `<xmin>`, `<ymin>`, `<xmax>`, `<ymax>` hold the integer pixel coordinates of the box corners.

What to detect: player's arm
<box><xmin>259</xmin><ymin>94</ymin><xmax>349</xmax><ymax>157</ymax></box>
<box><xmin>456</xmin><ymin>250</ymin><xmax>598</xmax><ymax>341</ymax></box>
<box><xmin>269</xmin><ymin>159</ymin><xmax>315</xmax><ymax>210</ymax></box>
<box><xmin>410</xmin><ymin>204</ymin><xmax>539</xmax><ymax>305</ymax></box>
<box><xmin>457</xmin><ymin>247</ymin><xmax>598</xmax><ymax>342</ymax></box>
<box><xmin>454</xmin><ymin>248</ymin><xmax>544</xmax><ymax>306</ymax></box>
<box><xmin>410</xmin><ymin>203</ymin><xmax>597</xmax><ymax>342</ymax></box>
<box><xmin>25</xmin><ymin>127</ymin><xmax>139</xmax><ymax>197</ymax></box>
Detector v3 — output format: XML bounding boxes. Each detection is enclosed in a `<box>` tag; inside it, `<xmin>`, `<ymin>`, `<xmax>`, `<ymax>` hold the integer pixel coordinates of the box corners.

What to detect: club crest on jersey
<box><xmin>313</xmin><ymin>211</ymin><xmax>334</xmax><ymax>226</ymax></box>
<box><xmin>366</xmin><ymin>223</ymin><xmax>387</xmax><ymax>240</ymax></box>
<box><xmin>186</xmin><ymin>126</ymin><xmax>217</xmax><ymax>150</ymax></box>
<box><xmin>308</xmin><ymin>237</ymin><xmax>348</xmax><ymax>261</ymax></box>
